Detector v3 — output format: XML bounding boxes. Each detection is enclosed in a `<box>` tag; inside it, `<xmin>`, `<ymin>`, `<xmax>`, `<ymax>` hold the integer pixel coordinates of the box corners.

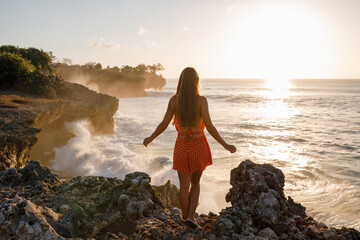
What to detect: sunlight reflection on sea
<box><xmin>51</xmin><ymin>78</ymin><xmax>360</xmax><ymax>230</ymax></box>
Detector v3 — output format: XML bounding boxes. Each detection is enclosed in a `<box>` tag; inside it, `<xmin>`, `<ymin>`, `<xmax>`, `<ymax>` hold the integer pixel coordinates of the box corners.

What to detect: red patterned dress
<box><xmin>173</xmin><ymin>119</ymin><xmax>212</xmax><ymax>173</ymax></box>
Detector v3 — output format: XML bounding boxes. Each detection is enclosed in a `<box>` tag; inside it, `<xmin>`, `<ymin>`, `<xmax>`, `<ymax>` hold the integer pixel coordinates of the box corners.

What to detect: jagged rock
<box><xmin>153</xmin><ymin>179</ymin><xmax>180</xmax><ymax>209</ymax></box>
<box><xmin>214</xmin><ymin>159</ymin><xmax>360</xmax><ymax>239</ymax></box>
<box><xmin>0</xmin><ymin>160</ymin><xmax>359</xmax><ymax>239</ymax></box>
<box><xmin>46</xmin><ymin>172</ymin><xmax>164</xmax><ymax>238</ymax></box>
<box><xmin>0</xmin><ymin>160</ymin><xmax>60</xmax><ymax>187</ymax></box>
<box><xmin>104</xmin><ymin>232</ymin><xmax>121</xmax><ymax>240</ymax></box>
<box><xmin>258</xmin><ymin>227</ymin><xmax>278</xmax><ymax>240</ymax></box>
<box><xmin>0</xmin><ymin>196</ymin><xmax>64</xmax><ymax>240</ymax></box>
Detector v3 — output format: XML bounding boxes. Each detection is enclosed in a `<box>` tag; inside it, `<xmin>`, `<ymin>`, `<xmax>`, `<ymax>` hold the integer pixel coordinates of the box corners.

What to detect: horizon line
<box><xmin>164</xmin><ymin>77</ymin><xmax>360</xmax><ymax>80</ymax></box>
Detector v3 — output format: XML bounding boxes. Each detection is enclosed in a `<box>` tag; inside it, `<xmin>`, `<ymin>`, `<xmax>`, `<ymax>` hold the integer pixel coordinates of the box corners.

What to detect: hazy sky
<box><xmin>1</xmin><ymin>0</ymin><xmax>360</xmax><ymax>79</ymax></box>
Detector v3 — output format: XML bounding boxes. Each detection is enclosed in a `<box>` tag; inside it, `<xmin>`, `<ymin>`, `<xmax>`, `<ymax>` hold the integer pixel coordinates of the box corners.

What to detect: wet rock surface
<box><xmin>0</xmin><ymin>83</ymin><xmax>118</xmax><ymax>171</ymax></box>
<box><xmin>0</xmin><ymin>160</ymin><xmax>359</xmax><ymax>239</ymax></box>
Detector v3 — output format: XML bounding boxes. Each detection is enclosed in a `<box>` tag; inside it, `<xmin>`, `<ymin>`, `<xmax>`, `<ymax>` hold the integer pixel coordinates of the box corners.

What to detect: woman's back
<box><xmin>173</xmin><ymin>95</ymin><xmax>204</xmax><ymax>132</ymax></box>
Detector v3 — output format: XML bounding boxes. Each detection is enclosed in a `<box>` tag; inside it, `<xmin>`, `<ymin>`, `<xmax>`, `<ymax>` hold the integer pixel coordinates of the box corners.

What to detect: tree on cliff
<box><xmin>54</xmin><ymin>60</ymin><xmax>166</xmax><ymax>97</ymax></box>
<box><xmin>0</xmin><ymin>48</ymin><xmax>68</xmax><ymax>99</ymax></box>
<box><xmin>0</xmin><ymin>45</ymin><xmax>53</xmax><ymax>74</ymax></box>
<box><xmin>147</xmin><ymin>63</ymin><xmax>164</xmax><ymax>73</ymax></box>
<box><xmin>0</xmin><ymin>52</ymin><xmax>36</xmax><ymax>90</ymax></box>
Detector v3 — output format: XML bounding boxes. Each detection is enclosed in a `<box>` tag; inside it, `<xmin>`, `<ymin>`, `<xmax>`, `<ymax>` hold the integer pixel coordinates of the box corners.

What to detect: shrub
<box><xmin>24</xmin><ymin>71</ymin><xmax>69</xmax><ymax>99</ymax></box>
<box><xmin>0</xmin><ymin>52</ymin><xmax>69</xmax><ymax>98</ymax></box>
<box><xmin>0</xmin><ymin>52</ymin><xmax>36</xmax><ymax>90</ymax></box>
<box><xmin>0</xmin><ymin>45</ymin><xmax>53</xmax><ymax>73</ymax></box>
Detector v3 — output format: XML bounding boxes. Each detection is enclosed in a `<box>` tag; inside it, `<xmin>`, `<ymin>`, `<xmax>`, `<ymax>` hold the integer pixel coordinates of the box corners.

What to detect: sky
<box><xmin>1</xmin><ymin>0</ymin><xmax>360</xmax><ymax>79</ymax></box>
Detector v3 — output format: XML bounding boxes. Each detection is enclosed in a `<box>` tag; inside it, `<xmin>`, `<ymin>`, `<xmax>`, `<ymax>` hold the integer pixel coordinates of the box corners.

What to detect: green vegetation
<box><xmin>0</xmin><ymin>45</ymin><xmax>68</xmax><ymax>99</ymax></box>
<box><xmin>0</xmin><ymin>45</ymin><xmax>54</xmax><ymax>74</ymax></box>
<box><xmin>0</xmin><ymin>44</ymin><xmax>166</xmax><ymax>99</ymax></box>
<box><xmin>0</xmin><ymin>52</ymin><xmax>36</xmax><ymax>89</ymax></box>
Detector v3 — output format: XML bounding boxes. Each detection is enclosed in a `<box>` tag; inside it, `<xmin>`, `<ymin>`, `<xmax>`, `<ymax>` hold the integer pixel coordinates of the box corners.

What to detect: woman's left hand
<box><xmin>143</xmin><ymin>137</ymin><xmax>152</xmax><ymax>147</ymax></box>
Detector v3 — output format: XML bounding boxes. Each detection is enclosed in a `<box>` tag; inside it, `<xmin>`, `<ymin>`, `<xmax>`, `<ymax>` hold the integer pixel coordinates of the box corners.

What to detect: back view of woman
<box><xmin>143</xmin><ymin>67</ymin><xmax>236</xmax><ymax>228</ymax></box>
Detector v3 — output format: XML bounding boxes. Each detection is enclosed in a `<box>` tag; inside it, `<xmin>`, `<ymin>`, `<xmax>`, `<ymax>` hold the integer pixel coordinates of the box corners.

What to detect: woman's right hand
<box><xmin>143</xmin><ymin>137</ymin><xmax>153</xmax><ymax>147</ymax></box>
<box><xmin>225</xmin><ymin>144</ymin><xmax>236</xmax><ymax>153</ymax></box>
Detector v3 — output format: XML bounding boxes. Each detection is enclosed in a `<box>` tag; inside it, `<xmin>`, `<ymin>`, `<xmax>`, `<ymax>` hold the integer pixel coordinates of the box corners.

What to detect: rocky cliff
<box><xmin>0</xmin><ymin>82</ymin><xmax>118</xmax><ymax>171</ymax></box>
<box><xmin>0</xmin><ymin>160</ymin><xmax>359</xmax><ymax>240</ymax></box>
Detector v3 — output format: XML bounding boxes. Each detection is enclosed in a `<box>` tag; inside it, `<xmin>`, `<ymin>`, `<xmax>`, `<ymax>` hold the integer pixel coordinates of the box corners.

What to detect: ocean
<box><xmin>51</xmin><ymin>78</ymin><xmax>360</xmax><ymax>230</ymax></box>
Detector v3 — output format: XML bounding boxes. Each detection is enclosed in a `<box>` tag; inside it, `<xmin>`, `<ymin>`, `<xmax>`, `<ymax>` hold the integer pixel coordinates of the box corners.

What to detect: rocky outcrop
<box><xmin>0</xmin><ymin>82</ymin><xmax>118</xmax><ymax>171</ymax></box>
<box><xmin>0</xmin><ymin>196</ymin><xmax>65</xmax><ymax>240</ymax></box>
<box><xmin>0</xmin><ymin>161</ymin><xmax>179</xmax><ymax>239</ymax></box>
<box><xmin>1</xmin><ymin>160</ymin><xmax>359</xmax><ymax>240</ymax></box>
<box><xmin>212</xmin><ymin>160</ymin><xmax>360</xmax><ymax>239</ymax></box>
<box><xmin>152</xmin><ymin>180</ymin><xmax>180</xmax><ymax>209</ymax></box>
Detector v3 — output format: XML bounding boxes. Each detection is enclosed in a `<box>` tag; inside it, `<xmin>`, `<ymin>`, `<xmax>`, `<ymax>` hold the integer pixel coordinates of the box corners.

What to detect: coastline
<box><xmin>0</xmin><ymin>82</ymin><xmax>118</xmax><ymax>171</ymax></box>
<box><xmin>0</xmin><ymin>87</ymin><xmax>359</xmax><ymax>239</ymax></box>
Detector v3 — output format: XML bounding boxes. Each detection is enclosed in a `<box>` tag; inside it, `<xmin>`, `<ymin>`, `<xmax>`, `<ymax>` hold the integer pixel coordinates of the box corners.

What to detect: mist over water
<box><xmin>51</xmin><ymin>79</ymin><xmax>360</xmax><ymax>230</ymax></box>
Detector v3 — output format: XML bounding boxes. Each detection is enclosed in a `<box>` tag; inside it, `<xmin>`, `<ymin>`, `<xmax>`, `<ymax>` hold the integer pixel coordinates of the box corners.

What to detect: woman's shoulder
<box><xmin>198</xmin><ymin>95</ymin><xmax>208</xmax><ymax>104</ymax></box>
<box><xmin>169</xmin><ymin>95</ymin><xmax>177</xmax><ymax>107</ymax></box>
<box><xmin>170</xmin><ymin>95</ymin><xmax>177</xmax><ymax>101</ymax></box>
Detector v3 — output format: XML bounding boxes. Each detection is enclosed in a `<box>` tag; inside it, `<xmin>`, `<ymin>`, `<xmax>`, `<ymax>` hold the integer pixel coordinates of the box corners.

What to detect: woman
<box><xmin>143</xmin><ymin>67</ymin><xmax>236</xmax><ymax>228</ymax></box>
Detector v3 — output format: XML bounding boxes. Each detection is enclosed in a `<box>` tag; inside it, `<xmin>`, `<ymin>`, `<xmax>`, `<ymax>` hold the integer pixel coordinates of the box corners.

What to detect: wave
<box><xmin>50</xmin><ymin>120</ymin><xmax>178</xmax><ymax>186</ymax></box>
<box><xmin>318</xmin><ymin>142</ymin><xmax>356</xmax><ymax>151</ymax></box>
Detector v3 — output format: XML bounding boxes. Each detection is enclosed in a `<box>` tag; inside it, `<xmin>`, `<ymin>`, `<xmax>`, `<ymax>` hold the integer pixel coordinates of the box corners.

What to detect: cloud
<box><xmin>66</xmin><ymin>43</ymin><xmax>72</xmax><ymax>47</ymax></box>
<box><xmin>137</xmin><ymin>28</ymin><xmax>149</xmax><ymax>35</ymax></box>
<box><xmin>145</xmin><ymin>40</ymin><xmax>159</xmax><ymax>48</ymax></box>
<box><xmin>90</xmin><ymin>38</ymin><xmax>121</xmax><ymax>50</ymax></box>
<box><xmin>103</xmin><ymin>40</ymin><xmax>121</xmax><ymax>49</ymax></box>
<box><xmin>184</xmin><ymin>27</ymin><xmax>189</xmax><ymax>31</ymax></box>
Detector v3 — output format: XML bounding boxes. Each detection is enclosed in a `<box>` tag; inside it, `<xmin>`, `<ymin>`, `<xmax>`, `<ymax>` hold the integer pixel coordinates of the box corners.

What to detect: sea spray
<box><xmin>49</xmin><ymin>79</ymin><xmax>360</xmax><ymax>230</ymax></box>
<box><xmin>50</xmin><ymin>117</ymin><xmax>227</xmax><ymax>216</ymax></box>
<box><xmin>51</xmin><ymin>119</ymin><xmax>180</xmax><ymax>184</ymax></box>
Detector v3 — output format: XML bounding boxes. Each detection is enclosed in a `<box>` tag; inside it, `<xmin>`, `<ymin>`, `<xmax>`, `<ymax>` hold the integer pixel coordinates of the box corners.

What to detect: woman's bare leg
<box><xmin>177</xmin><ymin>170</ymin><xmax>191</xmax><ymax>220</ymax></box>
<box><xmin>187</xmin><ymin>170</ymin><xmax>203</xmax><ymax>221</ymax></box>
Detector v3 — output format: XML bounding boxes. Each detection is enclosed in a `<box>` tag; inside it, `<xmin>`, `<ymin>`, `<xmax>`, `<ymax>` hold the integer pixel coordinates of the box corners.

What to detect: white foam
<box><xmin>49</xmin><ymin>79</ymin><xmax>360</xmax><ymax>230</ymax></box>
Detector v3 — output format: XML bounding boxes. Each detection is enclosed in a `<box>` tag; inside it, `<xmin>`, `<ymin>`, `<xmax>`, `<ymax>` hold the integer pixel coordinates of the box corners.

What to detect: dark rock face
<box><xmin>224</xmin><ymin>159</ymin><xmax>304</xmax><ymax>233</ymax></box>
<box><xmin>0</xmin><ymin>103</ymin><xmax>40</xmax><ymax>171</ymax></box>
<box><xmin>0</xmin><ymin>83</ymin><xmax>118</xmax><ymax>171</ymax></box>
<box><xmin>0</xmin><ymin>196</ymin><xmax>65</xmax><ymax>240</ymax></box>
<box><xmin>0</xmin><ymin>160</ymin><xmax>60</xmax><ymax>186</ymax></box>
<box><xmin>0</xmin><ymin>160</ymin><xmax>359</xmax><ymax>240</ymax></box>
<box><xmin>213</xmin><ymin>160</ymin><xmax>360</xmax><ymax>239</ymax></box>
<box><xmin>152</xmin><ymin>180</ymin><xmax>180</xmax><ymax>209</ymax></box>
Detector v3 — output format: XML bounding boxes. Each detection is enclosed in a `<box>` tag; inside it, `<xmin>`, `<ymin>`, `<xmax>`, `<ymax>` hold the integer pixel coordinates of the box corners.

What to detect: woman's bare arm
<box><xmin>143</xmin><ymin>96</ymin><xmax>175</xmax><ymax>146</ymax></box>
<box><xmin>200</xmin><ymin>96</ymin><xmax>236</xmax><ymax>153</ymax></box>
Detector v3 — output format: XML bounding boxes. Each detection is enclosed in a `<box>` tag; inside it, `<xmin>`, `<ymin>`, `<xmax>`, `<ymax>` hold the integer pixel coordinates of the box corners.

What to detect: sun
<box><xmin>221</xmin><ymin>3</ymin><xmax>330</xmax><ymax>80</ymax></box>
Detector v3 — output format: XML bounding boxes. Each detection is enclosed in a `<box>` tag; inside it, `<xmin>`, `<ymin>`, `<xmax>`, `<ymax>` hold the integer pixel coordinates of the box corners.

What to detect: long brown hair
<box><xmin>175</xmin><ymin>67</ymin><xmax>200</xmax><ymax>127</ymax></box>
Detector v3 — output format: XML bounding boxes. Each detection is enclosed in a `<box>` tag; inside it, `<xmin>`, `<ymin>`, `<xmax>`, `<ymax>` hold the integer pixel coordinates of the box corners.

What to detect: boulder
<box><xmin>1</xmin><ymin>160</ymin><xmax>359</xmax><ymax>240</ymax></box>
<box><xmin>0</xmin><ymin>196</ymin><xmax>64</xmax><ymax>240</ymax></box>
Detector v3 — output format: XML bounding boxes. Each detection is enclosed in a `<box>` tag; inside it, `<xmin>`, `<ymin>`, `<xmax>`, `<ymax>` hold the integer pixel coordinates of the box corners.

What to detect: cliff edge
<box><xmin>0</xmin><ymin>82</ymin><xmax>118</xmax><ymax>171</ymax></box>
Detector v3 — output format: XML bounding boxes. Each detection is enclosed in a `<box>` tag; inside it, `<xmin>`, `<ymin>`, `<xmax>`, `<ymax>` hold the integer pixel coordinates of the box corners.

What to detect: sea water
<box><xmin>52</xmin><ymin>79</ymin><xmax>360</xmax><ymax>230</ymax></box>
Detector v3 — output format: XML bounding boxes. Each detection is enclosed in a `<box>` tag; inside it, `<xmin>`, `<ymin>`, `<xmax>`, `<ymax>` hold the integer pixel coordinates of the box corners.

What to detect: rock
<box><xmin>255</xmin><ymin>190</ymin><xmax>281</xmax><ymax>226</ymax></box>
<box><xmin>322</xmin><ymin>229</ymin><xmax>337</xmax><ymax>240</ymax></box>
<box><xmin>1</xmin><ymin>160</ymin><xmax>360</xmax><ymax>239</ymax></box>
<box><xmin>0</xmin><ymin>196</ymin><xmax>64</xmax><ymax>239</ymax></box>
<box><xmin>258</xmin><ymin>227</ymin><xmax>278</xmax><ymax>240</ymax></box>
<box><xmin>0</xmin><ymin>83</ymin><xmax>118</xmax><ymax>171</ymax></box>
<box><xmin>153</xmin><ymin>180</ymin><xmax>180</xmax><ymax>209</ymax></box>
<box><xmin>213</xmin><ymin>160</ymin><xmax>360</xmax><ymax>239</ymax></box>
<box><xmin>104</xmin><ymin>232</ymin><xmax>121</xmax><ymax>240</ymax></box>
<box><xmin>293</xmin><ymin>231</ymin><xmax>306</xmax><ymax>240</ymax></box>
